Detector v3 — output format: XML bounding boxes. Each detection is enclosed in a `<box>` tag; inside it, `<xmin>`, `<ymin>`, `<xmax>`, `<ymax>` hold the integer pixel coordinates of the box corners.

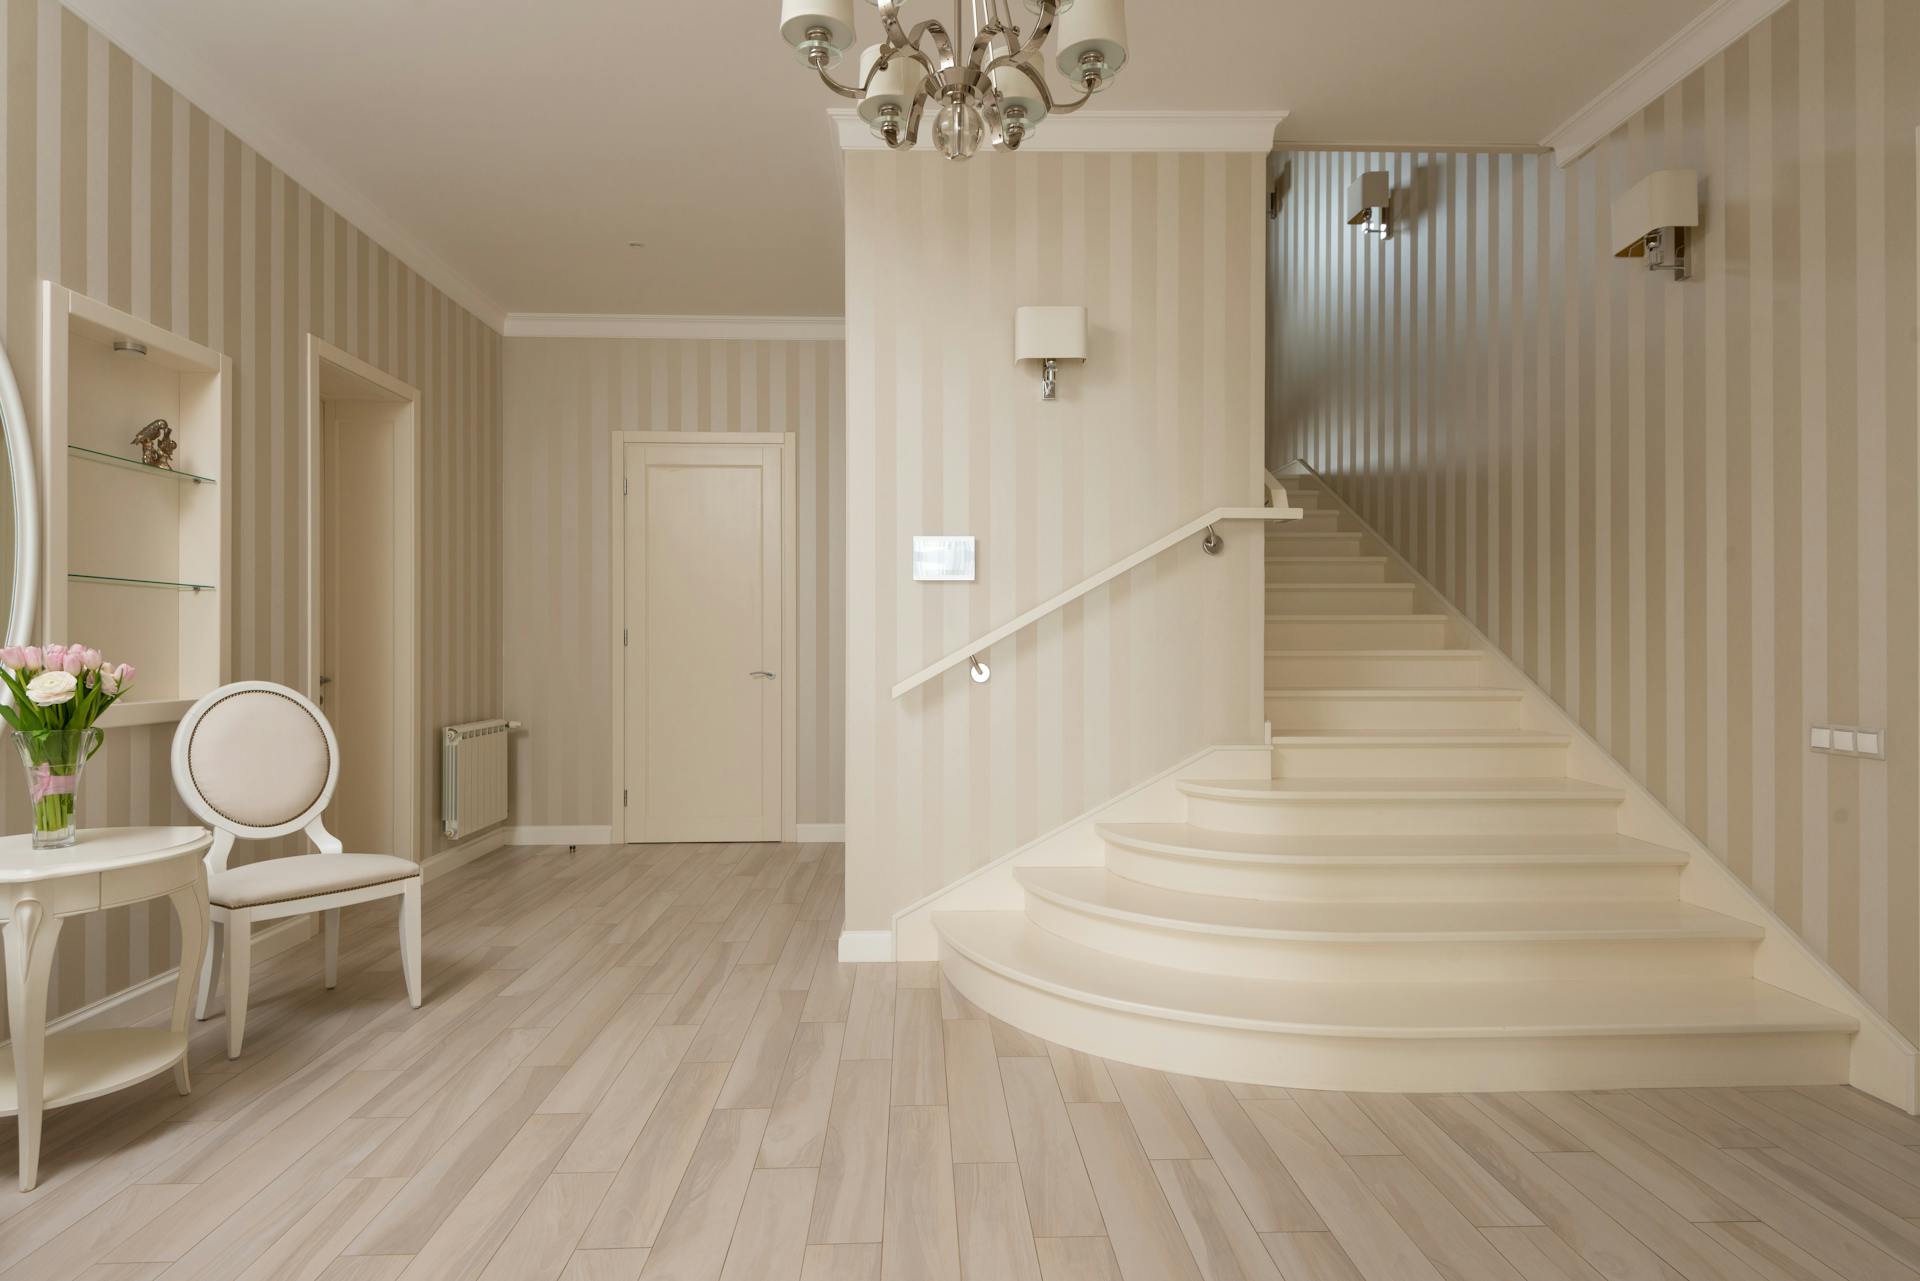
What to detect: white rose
<box><xmin>25</xmin><ymin>670</ymin><xmax>77</xmax><ymax>707</ymax></box>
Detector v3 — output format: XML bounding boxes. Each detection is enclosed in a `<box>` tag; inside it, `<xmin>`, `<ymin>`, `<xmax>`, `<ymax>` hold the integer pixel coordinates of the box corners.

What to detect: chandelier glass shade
<box><xmin>779</xmin><ymin>0</ymin><xmax>1130</xmax><ymax>159</ymax></box>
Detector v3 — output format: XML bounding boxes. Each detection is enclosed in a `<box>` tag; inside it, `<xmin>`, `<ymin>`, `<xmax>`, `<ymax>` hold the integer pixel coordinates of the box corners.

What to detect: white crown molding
<box><xmin>1541</xmin><ymin>0</ymin><xmax>1789</xmax><ymax>167</ymax></box>
<box><xmin>829</xmin><ymin>108</ymin><xmax>1289</xmax><ymax>154</ymax></box>
<box><xmin>58</xmin><ymin>0</ymin><xmax>509</xmax><ymax>330</ymax></box>
<box><xmin>505</xmin><ymin>313</ymin><xmax>847</xmax><ymax>341</ymax></box>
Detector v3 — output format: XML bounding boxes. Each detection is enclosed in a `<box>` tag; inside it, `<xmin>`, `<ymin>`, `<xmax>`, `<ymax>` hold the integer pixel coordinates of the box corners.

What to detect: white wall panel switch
<box><xmin>1858</xmin><ymin>730</ymin><xmax>1884</xmax><ymax>758</ymax></box>
<box><xmin>1811</xmin><ymin>726</ymin><xmax>1832</xmax><ymax>750</ymax></box>
<box><xmin>912</xmin><ymin>535</ymin><xmax>976</xmax><ymax>581</ymax></box>
<box><xmin>1831</xmin><ymin>728</ymin><xmax>1857</xmax><ymax>753</ymax></box>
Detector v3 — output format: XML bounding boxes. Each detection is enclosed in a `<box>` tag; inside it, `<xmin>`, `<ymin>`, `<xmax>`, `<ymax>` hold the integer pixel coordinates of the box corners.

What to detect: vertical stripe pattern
<box><xmin>0</xmin><ymin>0</ymin><xmax>503</xmax><ymax>1021</ymax></box>
<box><xmin>1270</xmin><ymin>0</ymin><xmax>1920</xmax><ymax>1038</ymax></box>
<box><xmin>500</xmin><ymin>335</ymin><xmax>846</xmax><ymax>828</ymax></box>
<box><xmin>844</xmin><ymin>150</ymin><xmax>1268</xmax><ymax>931</ymax></box>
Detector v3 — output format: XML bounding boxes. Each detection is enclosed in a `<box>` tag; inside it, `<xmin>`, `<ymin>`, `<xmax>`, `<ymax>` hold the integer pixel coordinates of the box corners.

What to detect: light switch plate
<box><xmin>1858</xmin><ymin>730</ymin><xmax>1883</xmax><ymax>758</ymax></box>
<box><xmin>1832</xmin><ymin>728</ymin><xmax>1857</xmax><ymax>753</ymax></box>
<box><xmin>912</xmin><ymin>535</ymin><xmax>976</xmax><ymax>582</ymax></box>
<box><xmin>1811</xmin><ymin>726</ymin><xmax>1832</xmax><ymax>750</ymax></box>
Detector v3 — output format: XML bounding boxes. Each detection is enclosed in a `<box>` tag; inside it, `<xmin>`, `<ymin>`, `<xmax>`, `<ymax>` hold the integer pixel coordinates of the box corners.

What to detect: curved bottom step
<box><xmin>935</xmin><ymin>912</ymin><xmax>1854</xmax><ymax>1094</ymax></box>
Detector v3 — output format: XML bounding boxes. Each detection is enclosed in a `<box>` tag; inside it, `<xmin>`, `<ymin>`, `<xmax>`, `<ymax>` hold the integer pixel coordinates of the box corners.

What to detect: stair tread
<box><xmin>934</xmin><ymin>914</ymin><xmax>1856</xmax><ymax>1038</ymax></box>
<box><xmin>1015</xmin><ymin>867</ymin><xmax>1759</xmax><ymax>941</ymax></box>
<box><xmin>1097</xmin><ymin>823</ymin><xmax>1690</xmax><ymax>866</ymax></box>
<box><xmin>1269</xmin><ymin>582</ymin><xmax>1413</xmax><ymax>590</ymax></box>
<box><xmin>1180</xmin><ymin>776</ymin><xmax>1623</xmax><ymax>801</ymax></box>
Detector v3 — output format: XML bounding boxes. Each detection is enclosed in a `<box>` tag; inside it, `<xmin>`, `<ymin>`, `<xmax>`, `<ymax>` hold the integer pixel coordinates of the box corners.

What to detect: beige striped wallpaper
<box><xmin>0</xmin><ymin>0</ymin><xmax>504</xmax><ymax>1021</ymax></box>
<box><xmin>844</xmin><ymin>149</ymin><xmax>1268</xmax><ymax>931</ymax></box>
<box><xmin>1270</xmin><ymin>0</ymin><xmax>1920</xmax><ymax>1037</ymax></box>
<box><xmin>501</xmin><ymin>335</ymin><xmax>846</xmax><ymax>829</ymax></box>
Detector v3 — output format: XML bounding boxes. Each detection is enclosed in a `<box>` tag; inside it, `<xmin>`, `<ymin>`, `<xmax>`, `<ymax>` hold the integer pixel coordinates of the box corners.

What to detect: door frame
<box><xmin>608</xmin><ymin>431</ymin><xmax>797</xmax><ymax>845</ymax></box>
<box><xmin>302</xmin><ymin>334</ymin><xmax>423</xmax><ymax>862</ymax></box>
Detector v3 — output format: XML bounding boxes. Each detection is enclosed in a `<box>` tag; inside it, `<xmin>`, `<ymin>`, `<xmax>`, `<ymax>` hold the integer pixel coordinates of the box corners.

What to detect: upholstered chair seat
<box><xmin>208</xmin><ymin>853</ymin><xmax>420</xmax><ymax>909</ymax></box>
<box><xmin>171</xmin><ymin>681</ymin><xmax>423</xmax><ymax>1058</ymax></box>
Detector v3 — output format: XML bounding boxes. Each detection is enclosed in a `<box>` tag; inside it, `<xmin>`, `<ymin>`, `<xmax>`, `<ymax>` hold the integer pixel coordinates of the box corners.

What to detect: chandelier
<box><xmin>778</xmin><ymin>0</ymin><xmax>1130</xmax><ymax>160</ymax></box>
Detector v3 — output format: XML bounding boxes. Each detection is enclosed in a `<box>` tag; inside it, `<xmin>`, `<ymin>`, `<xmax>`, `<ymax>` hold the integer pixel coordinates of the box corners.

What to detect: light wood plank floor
<box><xmin>5</xmin><ymin>841</ymin><xmax>1920</xmax><ymax>1280</ymax></box>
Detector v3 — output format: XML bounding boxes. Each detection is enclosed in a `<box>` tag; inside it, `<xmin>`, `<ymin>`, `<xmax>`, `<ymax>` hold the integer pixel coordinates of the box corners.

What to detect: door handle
<box><xmin>750</xmin><ymin>671</ymin><xmax>777</xmax><ymax>680</ymax></box>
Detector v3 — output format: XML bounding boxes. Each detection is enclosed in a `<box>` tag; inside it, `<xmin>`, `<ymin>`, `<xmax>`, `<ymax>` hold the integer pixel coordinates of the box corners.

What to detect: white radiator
<box><xmin>441</xmin><ymin>719</ymin><xmax>512</xmax><ymax>839</ymax></box>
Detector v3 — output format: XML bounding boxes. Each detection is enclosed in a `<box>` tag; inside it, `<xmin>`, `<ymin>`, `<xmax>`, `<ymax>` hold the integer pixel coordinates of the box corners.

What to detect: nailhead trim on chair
<box><xmin>187</xmin><ymin>688</ymin><xmax>332</xmax><ymax>830</ymax></box>
<box><xmin>209</xmin><ymin>869</ymin><xmax>420</xmax><ymax>910</ymax></box>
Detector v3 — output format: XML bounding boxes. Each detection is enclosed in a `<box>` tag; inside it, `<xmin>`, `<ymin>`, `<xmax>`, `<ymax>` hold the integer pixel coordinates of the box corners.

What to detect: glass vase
<box><xmin>14</xmin><ymin>728</ymin><xmax>102</xmax><ymax>849</ymax></box>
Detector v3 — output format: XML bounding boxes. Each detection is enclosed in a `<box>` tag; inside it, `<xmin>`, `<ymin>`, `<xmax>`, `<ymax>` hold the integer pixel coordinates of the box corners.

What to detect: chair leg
<box><xmin>195</xmin><ymin>919</ymin><xmax>224</xmax><ymax>1021</ymax></box>
<box><xmin>225</xmin><ymin>911</ymin><xmax>252</xmax><ymax>1059</ymax></box>
<box><xmin>322</xmin><ymin>909</ymin><xmax>340</xmax><ymax>989</ymax></box>
<box><xmin>399</xmin><ymin>880</ymin><xmax>422</xmax><ymax>1009</ymax></box>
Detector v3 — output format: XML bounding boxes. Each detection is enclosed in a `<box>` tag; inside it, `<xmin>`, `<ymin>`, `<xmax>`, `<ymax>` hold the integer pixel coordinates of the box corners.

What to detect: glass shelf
<box><xmin>68</xmin><ymin>445</ymin><xmax>216</xmax><ymax>485</ymax></box>
<box><xmin>69</xmin><ymin>573</ymin><xmax>216</xmax><ymax>593</ymax></box>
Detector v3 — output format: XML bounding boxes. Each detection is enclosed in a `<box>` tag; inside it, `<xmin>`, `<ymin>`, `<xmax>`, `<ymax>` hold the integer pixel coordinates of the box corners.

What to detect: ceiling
<box><xmin>69</xmin><ymin>0</ymin><xmax>1716</xmax><ymax>322</ymax></box>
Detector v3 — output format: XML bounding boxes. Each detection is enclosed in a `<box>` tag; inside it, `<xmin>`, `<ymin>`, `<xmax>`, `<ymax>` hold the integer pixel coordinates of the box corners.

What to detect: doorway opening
<box><xmin>303</xmin><ymin>336</ymin><xmax>422</xmax><ymax>861</ymax></box>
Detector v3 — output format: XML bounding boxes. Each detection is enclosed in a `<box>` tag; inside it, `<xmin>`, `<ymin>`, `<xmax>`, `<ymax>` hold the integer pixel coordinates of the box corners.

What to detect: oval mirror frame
<box><xmin>0</xmin><ymin>338</ymin><xmax>38</xmax><ymax>647</ymax></box>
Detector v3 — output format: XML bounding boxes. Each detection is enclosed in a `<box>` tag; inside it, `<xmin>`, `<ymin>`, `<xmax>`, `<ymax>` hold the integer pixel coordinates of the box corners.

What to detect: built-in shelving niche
<box><xmin>39</xmin><ymin>283</ymin><xmax>232</xmax><ymax>728</ymax></box>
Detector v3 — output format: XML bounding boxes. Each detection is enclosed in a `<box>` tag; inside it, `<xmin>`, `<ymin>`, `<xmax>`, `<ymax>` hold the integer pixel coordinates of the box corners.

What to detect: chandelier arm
<box><xmin>983</xmin><ymin>55</ymin><xmax>1096</xmax><ymax>115</ymax></box>
<box><xmin>894</xmin><ymin>92</ymin><xmax>930</xmax><ymax>149</ymax></box>
<box><xmin>813</xmin><ymin>63</ymin><xmax>868</xmax><ymax>101</ymax></box>
<box><xmin>1003</xmin><ymin>0</ymin><xmax>1058</xmax><ymax>65</ymax></box>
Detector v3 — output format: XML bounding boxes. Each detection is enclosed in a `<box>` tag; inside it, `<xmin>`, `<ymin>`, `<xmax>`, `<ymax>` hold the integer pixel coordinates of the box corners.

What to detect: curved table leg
<box><xmin>3</xmin><ymin>898</ymin><xmax>64</xmax><ymax>1192</ymax></box>
<box><xmin>167</xmin><ymin>881</ymin><xmax>210</xmax><ymax>1095</ymax></box>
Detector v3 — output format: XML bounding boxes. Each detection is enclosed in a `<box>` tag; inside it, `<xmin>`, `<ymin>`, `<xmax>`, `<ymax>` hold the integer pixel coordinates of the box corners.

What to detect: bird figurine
<box><xmin>131</xmin><ymin>418</ymin><xmax>177</xmax><ymax>470</ymax></box>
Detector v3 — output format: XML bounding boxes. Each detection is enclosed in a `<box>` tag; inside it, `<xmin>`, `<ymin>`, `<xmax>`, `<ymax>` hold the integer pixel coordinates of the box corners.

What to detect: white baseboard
<box><xmin>891</xmin><ymin>743</ymin><xmax>1273</xmax><ymax>963</ymax></box>
<box><xmin>838</xmin><ymin>930</ymin><xmax>895</xmax><ymax>963</ymax></box>
<box><xmin>795</xmin><ymin>823</ymin><xmax>846</xmax><ymax>843</ymax></box>
<box><xmin>504</xmin><ymin>825</ymin><xmax>612</xmax><ymax>847</ymax></box>
<box><xmin>422</xmin><ymin>829</ymin><xmax>509</xmax><ymax>882</ymax></box>
<box><xmin>1</xmin><ymin>916</ymin><xmax>312</xmax><ymax>1049</ymax></box>
<box><xmin>1295</xmin><ymin>459</ymin><xmax>1920</xmax><ymax>1114</ymax></box>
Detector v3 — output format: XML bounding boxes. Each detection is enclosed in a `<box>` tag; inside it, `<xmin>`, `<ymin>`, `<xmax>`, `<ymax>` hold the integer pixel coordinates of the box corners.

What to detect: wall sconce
<box><xmin>1014</xmin><ymin>306</ymin><xmax>1087</xmax><ymax>401</ymax></box>
<box><xmin>1612</xmin><ymin>169</ymin><xmax>1699</xmax><ymax>279</ymax></box>
<box><xmin>1346</xmin><ymin>170</ymin><xmax>1390</xmax><ymax>240</ymax></box>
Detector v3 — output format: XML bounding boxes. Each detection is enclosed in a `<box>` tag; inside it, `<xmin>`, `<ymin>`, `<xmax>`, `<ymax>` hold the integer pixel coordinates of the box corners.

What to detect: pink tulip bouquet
<box><xmin>0</xmin><ymin>645</ymin><xmax>136</xmax><ymax>848</ymax></box>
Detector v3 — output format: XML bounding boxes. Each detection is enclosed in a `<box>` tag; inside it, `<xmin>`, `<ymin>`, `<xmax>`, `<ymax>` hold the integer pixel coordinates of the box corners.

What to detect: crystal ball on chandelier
<box><xmin>779</xmin><ymin>0</ymin><xmax>1130</xmax><ymax>159</ymax></box>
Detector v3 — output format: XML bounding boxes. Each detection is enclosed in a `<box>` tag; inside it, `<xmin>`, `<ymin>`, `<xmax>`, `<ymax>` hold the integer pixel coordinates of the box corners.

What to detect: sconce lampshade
<box><xmin>1612</xmin><ymin>169</ymin><xmax>1699</xmax><ymax>258</ymax></box>
<box><xmin>1014</xmin><ymin>306</ymin><xmax>1087</xmax><ymax>362</ymax></box>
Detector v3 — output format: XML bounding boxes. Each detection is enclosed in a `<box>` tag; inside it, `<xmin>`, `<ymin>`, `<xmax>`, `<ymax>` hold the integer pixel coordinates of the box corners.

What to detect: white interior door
<box><xmin>624</xmin><ymin>442</ymin><xmax>782</xmax><ymax>842</ymax></box>
<box><xmin>320</xmin><ymin>398</ymin><xmax>400</xmax><ymax>854</ymax></box>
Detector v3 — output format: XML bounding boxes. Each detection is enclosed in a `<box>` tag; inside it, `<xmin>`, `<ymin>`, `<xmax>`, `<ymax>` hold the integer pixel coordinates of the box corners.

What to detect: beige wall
<box><xmin>844</xmin><ymin>150</ymin><xmax>1269</xmax><ymax>931</ymax></box>
<box><xmin>502</xmin><ymin>336</ymin><xmax>845</xmax><ymax>829</ymax></box>
<box><xmin>0</xmin><ymin>0</ymin><xmax>504</xmax><ymax>1020</ymax></box>
<box><xmin>1271</xmin><ymin>0</ymin><xmax>1920</xmax><ymax>1035</ymax></box>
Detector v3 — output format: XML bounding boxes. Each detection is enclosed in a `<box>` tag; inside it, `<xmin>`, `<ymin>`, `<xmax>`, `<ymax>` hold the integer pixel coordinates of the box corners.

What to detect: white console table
<box><xmin>0</xmin><ymin>826</ymin><xmax>211</xmax><ymax>1190</ymax></box>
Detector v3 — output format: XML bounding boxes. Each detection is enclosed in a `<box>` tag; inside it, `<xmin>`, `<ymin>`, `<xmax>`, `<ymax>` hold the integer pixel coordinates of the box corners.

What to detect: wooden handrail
<box><xmin>892</xmin><ymin>480</ymin><xmax>1304</xmax><ymax>698</ymax></box>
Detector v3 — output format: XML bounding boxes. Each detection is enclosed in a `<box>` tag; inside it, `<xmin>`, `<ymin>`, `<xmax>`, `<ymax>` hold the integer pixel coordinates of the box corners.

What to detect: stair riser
<box><xmin>1270</xmin><ymin>741</ymin><xmax>1568</xmax><ymax>778</ymax></box>
<box><xmin>939</xmin><ymin>946</ymin><xmax>1850</xmax><ymax>1093</ymax></box>
<box><xmin>1267</xmin><ymin>586</ymin><xmax>1419</xmax><ymax>615</ymax></box>
<box><xmin>1182</xmin><ymin>794</ymin><xmax>1622</xmax><ymax>836</ymax></box>
<box><xmin>1270</xmin><ymin>512</ymin><xmax>1347</xmax><ymax>534</ymax></box>
<box><xmin>1266</xmin><ymin>534</ymin><xmax>1367</xmax><ymax>558</ymax></box>
<box><xmin>1265</xmin><ymin>560</ymin><xmax>1390</xmax><ymax>583</ymax></box>
<box><xmin>1266</xmin><ymin>653</ymin><xmax>1486</xmax><ymax>687</ymax></box>
<box><xmin>1267</xmin><ymin>617</ymin><xmax>1449</xmax><ymax>649</ymax></box>
<box><xmin>1021</xmin><ymin>898</ymin><xmax>1758</xmax><ymax>983</ymax></box>
<box><xmin>1266</xmin><ymin>695</ymin><xmax>1522</xmax><ymax>732</ymax></box>
<box><xmin>1102</xmin><ymin>846</ymin><xmax>1684</xmax><ymax>902</ymax></box>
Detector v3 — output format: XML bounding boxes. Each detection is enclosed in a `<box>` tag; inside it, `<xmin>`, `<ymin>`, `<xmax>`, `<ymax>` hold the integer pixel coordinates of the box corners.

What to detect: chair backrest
<box><xmin>172</xmin><ymin>682</ymin><xmax>339</xmax><ymax>858</ymax></box>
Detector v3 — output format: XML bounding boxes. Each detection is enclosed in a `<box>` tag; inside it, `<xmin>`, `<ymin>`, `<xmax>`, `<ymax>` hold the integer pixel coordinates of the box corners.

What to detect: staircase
<box><xmin>934</xmin><ymin>473</ymin><xmax>1856</xmax><ymax>1093</ymax></box>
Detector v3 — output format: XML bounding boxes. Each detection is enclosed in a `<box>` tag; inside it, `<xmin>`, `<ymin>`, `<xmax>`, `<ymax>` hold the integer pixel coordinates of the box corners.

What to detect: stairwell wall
<box><xmin>1268</xmin><ymin>0</ymin><xmax>1920</xmax><ymax>1036</ymax></box>
<box><xmin>843</xmin><ymin>150</ymin><xmax>1268</xmax><ymax>932</ymax></box>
